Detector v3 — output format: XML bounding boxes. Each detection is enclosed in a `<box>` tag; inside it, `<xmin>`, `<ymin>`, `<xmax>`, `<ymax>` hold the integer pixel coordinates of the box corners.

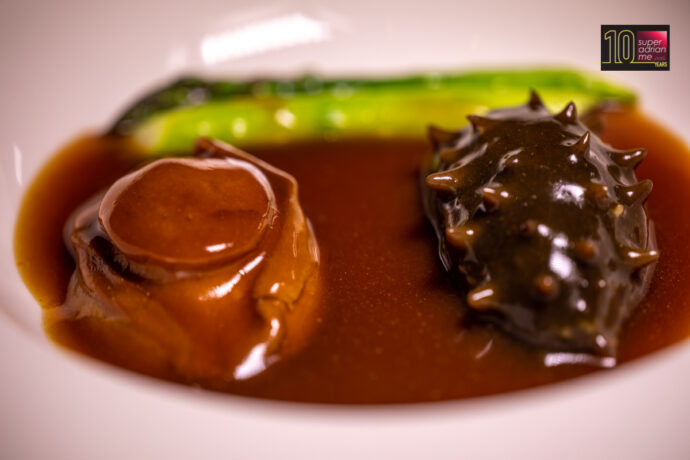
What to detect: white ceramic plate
<box><xmin>1</xmin><ymin>1</ymin><xmax>689</xmax><ymax>459</ymax></box>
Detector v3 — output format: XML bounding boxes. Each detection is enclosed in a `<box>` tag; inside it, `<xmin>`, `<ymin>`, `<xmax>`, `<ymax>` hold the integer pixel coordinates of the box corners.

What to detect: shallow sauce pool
<box><xmin>15</xmin><ymin>108</ymin><xmax>690</xmax><ymax>403</ymax></box>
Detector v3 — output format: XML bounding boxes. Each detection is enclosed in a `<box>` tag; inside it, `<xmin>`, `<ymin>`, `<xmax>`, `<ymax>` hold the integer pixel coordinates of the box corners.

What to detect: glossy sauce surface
<box><xmin>15</xmin><ymin>109</ymin><xmax>690</xmax><ymax>403</ymax></box>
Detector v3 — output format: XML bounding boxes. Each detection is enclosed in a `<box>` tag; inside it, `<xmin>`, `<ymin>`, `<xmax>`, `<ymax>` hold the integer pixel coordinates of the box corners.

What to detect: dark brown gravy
<box><xmin>15</xmin><ymin>108</ymin><xmax>690</xmax><ymax>403</ymax></box>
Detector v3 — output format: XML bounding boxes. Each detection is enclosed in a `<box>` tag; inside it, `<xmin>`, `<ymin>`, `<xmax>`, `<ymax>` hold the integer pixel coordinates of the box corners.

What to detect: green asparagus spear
<box><xmin>112</xmin><ymin>69</ymin><xmax>635</xmax><ymax>155</ymax></box>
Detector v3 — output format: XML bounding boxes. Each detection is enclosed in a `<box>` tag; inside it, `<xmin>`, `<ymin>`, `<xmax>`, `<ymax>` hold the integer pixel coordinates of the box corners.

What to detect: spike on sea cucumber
<box><xmin>528</xmin><ymin>90</ymin><xmax>545</xmax><ymax>110</ymax></box>
<box><xmin>427</xmin><ymin>125</ymin><xmax>459</xmax><ymax>150</ymax></box>
<box><xmin>570</xmin><ymin>131</ymin><xmax>591</xmax><ymax>158</ymax></box>
<box><xmin>425</xmin><ymin>170</ymin><xmax>460</xmax><ymax>193</ymax></box>
<box><xmin>555</xmin><ymin>101</ymin><xmax>577</xmax><ymax>124</ymax></box>
<box><xmin>533</xmin><ymin>274</ymin><xmax>560</xmax><ymax>301</ymax></box>
<box><xmin>616</xmin><ymin>180</ymin><xmax>653</xmax><ymax>206</ymax></box>
<box><xmin>585</xmin><ymin>183</ymin><xmax>611</xmax><ymax>208</ymax></box>
<box><xmin>445</xmin><ymin>225</ymin><xmax>473</xmax><ymax>253</ymax></box>
<box><xmin>623</xmin><ymin>247</ymin><xmax>659</xmax><ymax>269</ymax></box>
<box><xmin>467</xmin><ymin>284</ymin><xmax>498</xmax><ymax>310</ymax></box>
<box><xmin>610</xmin><ymin>148</ymin><xmax>647</xmax><ymax>168</ymax></box>
<box><xmin>467</xmin><ymin>115</ymin><xmax>501</xmax><ymax>134</ymax></box>
<box><xmin>480</xmin><ymin>186</ymin><xmax>501</xmax><ymax>211</ymax></box>
<box><xmin>574</xmin><ymin>239</ymin><xmax>597</xmax><ymax>263</ymax></box>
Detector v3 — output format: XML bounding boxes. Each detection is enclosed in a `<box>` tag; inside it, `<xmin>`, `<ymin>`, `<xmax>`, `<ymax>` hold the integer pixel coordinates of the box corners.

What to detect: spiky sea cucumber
<box><xmin>422</xmin><ymin>92</ymin><xmax>658</xmax><ymax>358</ymax></box>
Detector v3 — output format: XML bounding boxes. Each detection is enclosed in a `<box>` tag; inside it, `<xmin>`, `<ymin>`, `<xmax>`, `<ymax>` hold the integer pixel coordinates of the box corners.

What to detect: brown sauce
<box><xmin>14</xmin><ymin>108</ymin><xmax>690</xmax><ymax>403</ymax></box>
